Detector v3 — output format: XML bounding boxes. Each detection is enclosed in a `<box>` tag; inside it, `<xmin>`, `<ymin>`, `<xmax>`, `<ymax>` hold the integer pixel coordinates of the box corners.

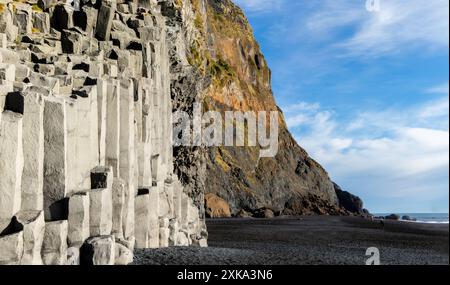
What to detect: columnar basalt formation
<box><xmin>171</xmin><ymin>0</ymin><xmax>368</xmax><ymax>218</ymax></box>
<box><xmin>0</xmin><ymin>0</ymin><xmax>206</xmax><ymax>265</ymax></box>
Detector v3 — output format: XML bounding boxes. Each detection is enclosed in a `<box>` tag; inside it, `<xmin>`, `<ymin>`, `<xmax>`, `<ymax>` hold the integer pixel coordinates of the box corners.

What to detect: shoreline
<box><xmin>371</xmin><ymin>213</ymin><xmax>449</xmax><ymax>224</ymax></box>
<box><xmin>133</xmin><ymin>216</ymin><xmax>449</xmax><ymax>265</ymax></box>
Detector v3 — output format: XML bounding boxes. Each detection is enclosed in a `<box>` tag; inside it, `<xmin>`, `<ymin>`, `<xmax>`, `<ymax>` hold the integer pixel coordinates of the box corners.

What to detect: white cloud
<box><xmin>426</xmin><ymin>82</ymin><xmax>449</xmax><ymax>95</ymax></box>
<box><xmin>285</xmin><ymin>92</ymin><xmax>449</xmax><ymax>212</ymax></box>
<box><xmin>233</xmin><ymin>0</ymin><xmax>283</xmax><ymax>13</ymax></box>
<box><xmin>337</xmin><ymin>0</ymin><xmax>449</xmax><ymax>56</ymax></box>
<box><xmin>306</xmin><ymin>0</ymin><xmax>365</xmax><ymax>33</ymax></box>
<box><xmin>286</xmin><ymin>114</ymin><xmax>309</xmax><ymax>129</ymax></box>
<box><xmin>283</xmin><ymin>102</ymin><xmax>323</xmax><ymax>128</ymax></box>
<box><xmin>419</xmin><ymin>96</ymin><xmax>449</xmax><ymax>119</ymax></box>
<box><xmin>420</xmin><ymin>83</ymin><xmax>450</xmax><ymax>120</ymax></box>
<box><xmin>283</xmin><ymin>102</ymin><xmax>321</xmax><ymax>113</ymax></box>
<box><xmin>279</xmin><ymin>0</ymin><xmax>449</xmax><ymax>57</ymax></box>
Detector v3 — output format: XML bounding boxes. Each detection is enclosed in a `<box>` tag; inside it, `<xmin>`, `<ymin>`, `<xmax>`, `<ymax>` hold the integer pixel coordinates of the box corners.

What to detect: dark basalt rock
<box><xmin>384</xmin><ymin>214</ymin><xmax>400</xmax><ymax>221</ymax></box>
<box><xmin>4</xmin><ymin>92</ymin><xmax>24</xmax><ymax>115</ymax></box>
<box><xmin>402</xmin><ymin>215</ymin><xmax>416</xmax><ymax>221</ymax></box>
<box><xmin>334</xmin><ymin>183</ymin><xmax>366</xmax><ymax>215</ymax></box>
<box><xmin>253</xmin><ymin>208</ymin><xmax>275</xmax><ymax>219</ymax></box>
<box><xmin>386</xmin><ymin>214</ymin><xmax>401</xmax><ymax>220</ymax></box>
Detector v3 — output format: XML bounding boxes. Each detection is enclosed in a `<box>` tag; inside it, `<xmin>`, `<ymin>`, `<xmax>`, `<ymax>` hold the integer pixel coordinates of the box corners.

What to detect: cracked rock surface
<box><xmin>0</xmin><ymin>0</ymin><xmax>206</xmax><ymax>265</ymax></box>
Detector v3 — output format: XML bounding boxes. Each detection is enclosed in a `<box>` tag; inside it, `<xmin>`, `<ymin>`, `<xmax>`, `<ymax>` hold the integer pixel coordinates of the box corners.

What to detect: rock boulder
<box><xmin>204</xmin><ymin>193</ymin><xmax>231</xmax><ymax>218</ymax></box>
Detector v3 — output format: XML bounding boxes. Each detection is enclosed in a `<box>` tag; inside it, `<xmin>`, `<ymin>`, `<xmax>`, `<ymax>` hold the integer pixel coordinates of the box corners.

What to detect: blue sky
<box><xmin>234</xmin><ymin>0</ymin><xmax>449</xmax><ymax>213</ymax></box>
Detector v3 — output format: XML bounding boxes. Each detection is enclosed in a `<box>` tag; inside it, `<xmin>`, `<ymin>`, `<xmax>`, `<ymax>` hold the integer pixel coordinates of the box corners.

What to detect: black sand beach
<box><xmin>133</xmin><ymin>216</ymin><xmax>449</xmax><ymax>265</ymax></box>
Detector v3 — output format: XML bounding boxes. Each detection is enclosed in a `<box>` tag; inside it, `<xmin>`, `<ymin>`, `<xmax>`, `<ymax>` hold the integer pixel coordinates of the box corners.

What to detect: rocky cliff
<box><xmin>0</xmin><ymin>0</ymin><xmax>207</xmax><ymax>265</ymax></box>
<box><xmin>169</xmin><ymin>0</ymin><xmax>367</xmax><ymax>217</ymax></box>
<box><xmin>0</xmin><ymin>0</ymin><xmax>366</xmax><ymax>265</ymax></box>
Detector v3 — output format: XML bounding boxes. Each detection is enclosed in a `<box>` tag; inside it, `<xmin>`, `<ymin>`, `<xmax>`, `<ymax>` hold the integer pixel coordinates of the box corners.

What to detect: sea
<box><xmin>373</xmin><ymin>213</ymin><xmax>449</xmax><ymax>224</ymax></box>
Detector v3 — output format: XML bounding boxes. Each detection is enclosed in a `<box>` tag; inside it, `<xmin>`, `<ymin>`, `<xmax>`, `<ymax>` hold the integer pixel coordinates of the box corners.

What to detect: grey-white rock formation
<box><xmin>68</xmin><ymin>191</ymin><xmax>90</xmax><ymax>246</ymax></box>
<box><xmin>42</xmin><ymin>220</ymin><xmax>68</xmax><ymax>265</ymax></box>
<box><xmin>0</xmin><ymin>0</ymin><xmax>207</xmax><ymax>265</ymax></box>
<box><xmin>15</xmin><ymin>210</ymin><xmax>45</xmax><ymax>265</ymax></box>
<box><xmin>0</xmin><ymin>231</ymin><xmax>24</xmax><ymax>265</ymax></box>
<box><xmin>80</xmin><ymin>235</ymin><xmax>115</xmax><ymax>265</ymax></box>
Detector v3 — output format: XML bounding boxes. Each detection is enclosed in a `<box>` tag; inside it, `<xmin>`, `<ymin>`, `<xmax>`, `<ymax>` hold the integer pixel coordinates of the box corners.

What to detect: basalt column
<box><xmin>0</xmin><ymin>0</ymin><xmax>206</xmax><ymax>266</ymax></box>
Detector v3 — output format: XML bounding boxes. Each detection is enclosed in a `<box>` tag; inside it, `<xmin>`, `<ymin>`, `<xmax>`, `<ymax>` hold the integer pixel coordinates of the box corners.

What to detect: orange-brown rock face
<box><xmin>205</xmin><ymin>193</ymin><xmax>232</xmax><ymax>218</ymax></box>
<box><xmin>193</xmin><ymin>0</ymin><xmax>339</xmax><ymax>216</ymax></box>
<box><xmin>170</xmin><ymin>0</ymin><xmax>365</xmax><ymax>217</ymax></box>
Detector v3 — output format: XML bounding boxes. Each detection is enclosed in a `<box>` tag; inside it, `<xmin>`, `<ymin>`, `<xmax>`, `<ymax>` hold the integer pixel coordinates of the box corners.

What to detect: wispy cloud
<box><xmin>233</xmin><ymin>0</ymin><xmax>283</xmax><ymax>13</ymax></box>
<box><xmin>305</xmin><ymin>0</ymin><xmax>365</xmax><ymax>34</ymax></box>
<box><xmin>426</xmin><ymin>82</ymin><xmax>450</xmax><ymax>95</ymax></box>
<box><xmin>252</xmin><ymin>0</ymin><xmax>449</xmax><ymax>58</ymax></box>
<box><xmin>419</xmin><ymin>96</ymin><xmax>449</xmax><ymax>120</ymax></box>
<box><xmin>304</xmin><ymin>0</ymin><xmax>450</xmax><ymax>57</ymax></box>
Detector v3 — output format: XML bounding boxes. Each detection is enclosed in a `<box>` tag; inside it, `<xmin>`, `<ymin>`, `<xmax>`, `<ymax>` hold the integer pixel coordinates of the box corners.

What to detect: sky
<box><xmin>234</xmin><ymin>0</ymin><xmax>449</xmax><ymax>213</ymax></box>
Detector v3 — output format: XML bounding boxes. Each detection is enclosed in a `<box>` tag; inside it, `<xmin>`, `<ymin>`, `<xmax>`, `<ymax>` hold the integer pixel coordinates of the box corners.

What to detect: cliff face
<box><xmin>170</xmin><ymin>0</ymin><xmax>365</xmax><ymax>217</ymax></box>
<box><xmin>0</xmin><ymin>0</ymin><xmax>207</xmax><ymax>265</ymax></box>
